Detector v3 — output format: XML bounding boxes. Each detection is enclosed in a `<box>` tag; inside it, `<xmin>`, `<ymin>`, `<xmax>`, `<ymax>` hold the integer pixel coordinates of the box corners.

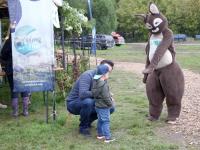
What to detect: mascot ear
<box><xmin>149</xmin><ymin>2</ymin><xmax>159</xmax><ymax>15</ymax></box>
<box><xmin>135</xmin><ymin>14</ymin><xmax>146</xmax><ymax>22</ymax></box>
<box><xmin>53</xmin><ymin>0</ymin><xmax>63</xmax><ymax>6</ymax></box>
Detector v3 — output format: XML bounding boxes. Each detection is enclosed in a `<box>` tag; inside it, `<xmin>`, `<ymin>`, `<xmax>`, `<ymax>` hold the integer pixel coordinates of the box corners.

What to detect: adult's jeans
<box><xmin>95</xmin><ymin>107</ymin><xmax>111</xmax><ymax>139</ymax></box>
<box><xmin>67</xmin><ymin>98</ymin><xmax>115</xmax><ymax>130</ymax></box>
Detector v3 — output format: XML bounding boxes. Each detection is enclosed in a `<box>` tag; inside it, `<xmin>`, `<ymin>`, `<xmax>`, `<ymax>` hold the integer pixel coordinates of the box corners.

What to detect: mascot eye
<box><xmin>145</xmin><ymin>23</ymin><xmax>153</xmax><ymax>29</ymax></box>
<box><xmin>153</xmin><ymin>18</ymin><xmax>163</xmax><ymax>27</ymax></box>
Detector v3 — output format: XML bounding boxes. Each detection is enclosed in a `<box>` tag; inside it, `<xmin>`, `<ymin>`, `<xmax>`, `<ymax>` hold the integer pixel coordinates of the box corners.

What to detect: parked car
<box><xmin>173</xmin><ymin>34</ymin><xmax>187</xmax><ymax>41</ymax></box>
<box><xmin>111</xmin><ymin>32</ymin><xmax>125</xmax><ymax>46</ymax></box>
<box><xmin>63</xmin><ymin>34</ymin><xmax>115</xmax><ymax>50</ymax></box>
<box><xmin>195</xmin><ymin>34</ymin><xmax>200</xmax><ymax>40</ymax></box>
<box><xmin>80</xmin><ymin>34</ymin><xmax>115</xmax><ymax>50</ymax></box>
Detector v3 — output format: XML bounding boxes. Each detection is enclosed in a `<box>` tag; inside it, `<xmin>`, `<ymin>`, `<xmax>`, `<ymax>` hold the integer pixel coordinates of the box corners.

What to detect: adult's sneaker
<box><xmin>79</xmin><ymin>128</ymin><xmax>91</xmax><ymax>137</ymax></box>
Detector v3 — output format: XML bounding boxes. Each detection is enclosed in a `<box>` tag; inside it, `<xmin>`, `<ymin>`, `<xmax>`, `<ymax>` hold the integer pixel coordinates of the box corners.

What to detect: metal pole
<box><xmin>60</xmin><ymin>12</ymin><xmax>66</xmax><ymax>70</ymax></box>
<box><xmin>52</xmin><ymin>91</ymin><xmax>56</xmax><ymax>120</ymax></box>
<box><xmin>87</xmin><ymin>0</ymin><xmax>96</xmax><ymax>57</ymax></box>
<box><xmin>87</xmin><ymin>0</ymin><xmax>93</xmax><ymax>20</ymax></box>
<box><xmin>44</xmin><ymin>91</ymin><xmax>49</xmax><ymax>123</ymax></box>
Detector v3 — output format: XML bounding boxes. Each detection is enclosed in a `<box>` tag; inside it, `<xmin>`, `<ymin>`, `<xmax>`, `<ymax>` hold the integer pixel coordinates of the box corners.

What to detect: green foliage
<box><xmin>61</xmin><ymin>1</ymin><xmax>91</xmax><ymax>36</ymax></box>
<box><xmin>56</xmin><ymin>68</ymin><xmax>74</xmax><ymax>98</ymax></box>
<box><xmin>79</xmin><ymin>56</ymin><xmax>90</xmax><ymax>74</ymax></box>
<box><xmin>93</xmin><ymin>0</ymin><xmax>118</xmax><ymax>34</ymax></box>
<box><xmin>116</xmin><ymin>0</ymin><xmax>200</xmax><ymax>41</ymax></box>
<box><xmin>1</xmin><ymin>19</ymin><xmax>9</xmax><ymax>40</ymax></box>
<box><xmin>116</xmin><ymin>0</ymin><xmax>149</xmax><ymax>42</ymax></box>
<box><xmin>65</xmin><ymin>0</ymin><xmax>118</xmax><ymax>34</ymax></box>
<box><xmin>55</xmin><ymin>55</ymin><xmax>89</xmax><ymax>98</ymax></box>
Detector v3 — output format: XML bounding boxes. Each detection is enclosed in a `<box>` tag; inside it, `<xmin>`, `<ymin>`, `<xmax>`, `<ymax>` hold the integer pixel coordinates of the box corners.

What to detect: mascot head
<box><xmin>136</xmin><ymin>3</ymin><xmax>168</xmax><ymax>34</ymax></box>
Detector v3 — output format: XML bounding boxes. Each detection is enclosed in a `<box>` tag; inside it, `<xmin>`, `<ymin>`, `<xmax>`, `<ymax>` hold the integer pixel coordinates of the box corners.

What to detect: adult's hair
<box><xmin>100</xmin><ymin>60</ymin><xmax>114</xmax><ymax>69</ymax></box>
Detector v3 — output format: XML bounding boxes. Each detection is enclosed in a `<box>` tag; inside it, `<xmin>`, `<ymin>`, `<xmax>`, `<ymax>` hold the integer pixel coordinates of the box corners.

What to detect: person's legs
<box><xmin>159</xmin><ymin>63</ymin><xmax>184</xmax><ymax>121</ymax></box>
<box><xmin>6</xmin><ymin>74</ymin><xmax>19</xmax><ymax>117</ymax></box>
<box><xmin>146</xmin><ymin>71</ymin><xmax>165</xmax><ymax>120</ymax></box>
<box><xmin>95</xmin><ymin>108</ymin><xmax>103</xmax><ymax>137</ymax></box>
<box><xmin>21</xmin><ymin>92</ymin><xmax>29</xmax><ymax>116</ymax></box>
<box><xmin>79</xmin><ymin>98</ymin><xmax>95</xmax><ymax>130</ymax></box>
<box><xmin>96</xmin><ymin>108</ymin><xmax>111</xmax><ymax>139</ymax></box>
<box><xmin>89</xmin><ymin>105</ymin><xmax>115</xmax><ymax>128</ymax></box>
<box><xmin>67</xmin><ymin>98</ymin><xmax>95</xmax><ymax>136</ymax></box>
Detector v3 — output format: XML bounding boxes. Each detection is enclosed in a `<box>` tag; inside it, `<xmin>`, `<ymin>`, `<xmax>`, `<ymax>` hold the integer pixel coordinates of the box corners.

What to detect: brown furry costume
<box><xmin>136</xmin><ymin>3</ymin><xmax>184</xmax><ymax>122</ymax></box>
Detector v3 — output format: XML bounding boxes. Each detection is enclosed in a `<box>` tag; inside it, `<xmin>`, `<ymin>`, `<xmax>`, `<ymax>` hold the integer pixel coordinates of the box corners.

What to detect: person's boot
<box><xmin>12</xmin><ymin>98</ymin><xmax>18</xmax><ymax>117</ymax></box>
<box><xmin>22</xmin><ymin>97</ymin><xmax>29</xmax><ymax>116</ymax></box>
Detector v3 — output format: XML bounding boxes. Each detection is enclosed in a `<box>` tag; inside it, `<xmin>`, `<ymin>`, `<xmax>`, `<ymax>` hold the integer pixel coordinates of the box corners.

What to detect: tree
<box><xmin>60</xmin><ymin>1</ymin><xmax>90</xmax><ymax>36</ymax></box>
<box><xmin>116</xmin><ymin>0</ymin><xmax>149</xmax><ymax>42</ymax></box>
<box><xmin>66</xmin><ymin>0</ymin><xmax>118</xmax><ymax>34</ymax></box>
<box><xmin>93</xmin><ymin>0</ymin><xmax>118</xmax><ymax>34</ymax></box>
<box><xmin>116</xmin><ymin>0</ymin><xmax>200</xmax><ymax>41</ymax></box>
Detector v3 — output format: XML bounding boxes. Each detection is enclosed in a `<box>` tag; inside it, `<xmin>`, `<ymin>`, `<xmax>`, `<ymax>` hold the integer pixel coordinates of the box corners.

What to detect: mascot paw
<box><xmin>143</xmin><ymin>78</ymin><xmax>147</xmax><ymax>84</ymax></box>
<box><xmin>166</xmin><ymin>120</ymin><xmax>177</xmax><ymax>125</ymax></box>
<box><xmin>142</xmin><ymin>67</ymin><xmax>154</xmax><ymax>74</ymax></box>
<box><xmin>166</xmin><ymin>118</ymin><xmax>179</xmax><ymax>124</ymax></box>
<box><xmin>147</xmin><ymin>115</ymin><xmax>158</xmax><ymax>121</ymax></box>
<box><xmin>142</xmin><ymin>74</ymin><xmax>148</xmax><ymax>84</ymax></box>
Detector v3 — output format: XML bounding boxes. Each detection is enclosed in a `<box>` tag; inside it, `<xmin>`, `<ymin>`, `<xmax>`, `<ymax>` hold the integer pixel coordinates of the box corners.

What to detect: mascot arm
<box><xmin>143</xmin><ymin>42</ymin><xmax>150</xmax><ymax>83</ymax></box>
<box><xmin>143</xmin><ymin>29</ymin><xmax>173</xmax><ymax>74</ymax></box>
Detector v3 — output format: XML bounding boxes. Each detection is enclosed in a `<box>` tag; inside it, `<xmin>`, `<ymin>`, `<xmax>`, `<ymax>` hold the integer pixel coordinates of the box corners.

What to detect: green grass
<box><xmin>97</xmin><ymin>44</ymin><xmax>146</xmax><ymax>63</ymax></box>
<box><xmin>175</xmin><ymin>45</ymin><xmax>200</xmax><ymax>51</ymax></box>
<box><xmin>98</xmin><ymin>43</ymin><xmax>200</xmax><ymax>72</ymax></box>
<box><xmin>0</xmin><ymin>70</ymin><xmax>178</xmax><ymax>150</ymax></box>
<box><xmin>0</xmin><ymin>42</ymin><xmax>199</xmax><ymax>149</ymax></box>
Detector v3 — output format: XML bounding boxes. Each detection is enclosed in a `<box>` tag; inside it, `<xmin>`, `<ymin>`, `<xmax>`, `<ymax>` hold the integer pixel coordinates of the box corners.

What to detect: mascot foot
<box><xmin>147</xmin><ymin>115</ymin><xmax>158</xmax><ymax>121</ymax></box>
<box><xmin>165</xmin><ymin>118</ymin><xmax>179</xmax><ymax>124</ymax></box>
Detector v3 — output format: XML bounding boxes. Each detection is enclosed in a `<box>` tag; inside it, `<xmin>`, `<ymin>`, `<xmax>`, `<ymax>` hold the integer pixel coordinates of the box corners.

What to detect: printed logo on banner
<box><xmin>14</xmin><ymin>25</ymin><xmax>42</xmax><ymax>55</ymax></box>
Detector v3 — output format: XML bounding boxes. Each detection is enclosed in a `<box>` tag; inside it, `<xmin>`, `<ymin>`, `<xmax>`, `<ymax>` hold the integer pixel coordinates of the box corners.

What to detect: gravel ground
<box><xmin>94</xmin><ymin>58</ymin><xmax>200</xmax><ymax>148</ymax></box>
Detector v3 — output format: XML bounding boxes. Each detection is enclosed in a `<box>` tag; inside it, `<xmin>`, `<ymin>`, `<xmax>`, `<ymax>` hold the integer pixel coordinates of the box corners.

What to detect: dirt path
<box><xmin>94</xmin><ymin>58</ymin><xmax>200</xmax><ymax>149</ymax></box>
<box><xmin>115</xmin><ymin>61</ymin><xmax>200</xmax><ymax>149</ymax></box>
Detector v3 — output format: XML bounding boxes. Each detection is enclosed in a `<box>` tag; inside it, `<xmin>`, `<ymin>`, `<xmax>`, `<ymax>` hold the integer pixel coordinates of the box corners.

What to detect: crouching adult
<box><xmin>66</xmin><ymin>60</ymin><xmax>115</xmax><ymax>136</ymax></box>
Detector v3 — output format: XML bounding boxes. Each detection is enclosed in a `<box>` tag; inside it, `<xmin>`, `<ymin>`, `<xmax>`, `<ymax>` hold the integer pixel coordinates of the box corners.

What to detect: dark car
<box><xmin>173</xmin><ymin>34</ymin><xmax>187</xmax><ymax>41</ymax></box>
<box><xmin>80</xmin><ymin>34</ymin><xmax>115</xmax><ymax>50</ymax></box>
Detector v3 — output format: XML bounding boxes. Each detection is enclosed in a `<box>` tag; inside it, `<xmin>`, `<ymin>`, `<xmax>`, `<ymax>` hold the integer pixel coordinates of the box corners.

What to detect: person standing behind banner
<box><xmin>66</xmin><ymin>60</ymin><xmax>115</xmax><ymax>137</ymax></box>
<box><xmin>0</xmin><ymin>33</ymin><xmax>30</xmax><ymax>117</ymax></box>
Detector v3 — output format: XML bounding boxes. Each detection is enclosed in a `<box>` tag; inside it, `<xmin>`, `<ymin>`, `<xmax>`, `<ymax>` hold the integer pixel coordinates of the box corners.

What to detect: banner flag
<box><xmin>91</xmin><ymin>26</ymin><xmax>96</xmax><ymax>55</ymax></box>
<box><xmin>8</xmin><ymin>0</ymin><xmax>55</xmax><ymax>92</ymax></box>
<box><xmin>87</xmin><ymin>0</ymin><xmax>96</xmax><ymax>54</ymax></box>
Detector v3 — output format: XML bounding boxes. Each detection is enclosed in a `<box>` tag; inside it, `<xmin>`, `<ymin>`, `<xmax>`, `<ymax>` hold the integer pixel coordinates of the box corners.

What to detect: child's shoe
<box><xmin>104</xmin><ymin>138</ymin><xmax>115</xmax><ymax>143</ymax></box>
<box><xmin>97</xmin><ymin>136</ymin><xmax>105</xmax><ymax>140</ymax></box>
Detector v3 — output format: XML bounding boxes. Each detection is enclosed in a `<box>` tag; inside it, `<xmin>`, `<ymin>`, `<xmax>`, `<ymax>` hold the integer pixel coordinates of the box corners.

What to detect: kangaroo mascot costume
<box><xmin>136</xmin><ymin>3</ymin><xmax>184</xmax><ymax>124</ymax></box>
